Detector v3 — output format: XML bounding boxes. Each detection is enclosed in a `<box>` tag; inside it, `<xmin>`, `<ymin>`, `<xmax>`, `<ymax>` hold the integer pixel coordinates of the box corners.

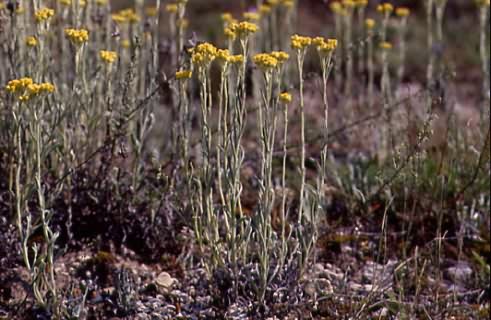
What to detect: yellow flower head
<box><xmin>224</xmin><ymin>27</ymin><xmax>236</xmax><ymax>40</ymax></box>
<box><xmin>26</xmin><ymin>36</ymin><xmax>38</xmax><ymax>47</ymax></box>
<box><xmin>330</xmin><ymin>1</ymin><xmax>343</xmax><ymax>14</ymax></box>
<box><xmin>191</xmin><ymin>42</ymin><xmax>218</xmax><ymax>67</ymax></box>
<box><xmin>243</xmin><ymin>11</ymin><xmax>260</xmax><ymax>21</ymax></box>
<box><xmin>342</xmin><ymin>0</ymin><xmax>356</xmax><ymax>9</ymax></box>
<box><xmin>145</xmin><ymin>6</ymin><xmax>158</xmax><ymax>17</ymax></box>
<box><xmin>6</xmin><ymin>78</ymin><xmax>55</xmax><ymax>101</ymax></box>
<box><xmin>267</xmin><ymin>0</ymin><xmax>279</xmax><ymax>6</ymax></box>
<box><xmin>177</xmin><ymin>18</ymin><xmax>189</xmax><ymax>29</ymax></box>
<box><xmin>65</xmin><ymin>28</ymin><xmax>89</xmax><ymax>45</ymax></box>
<box><xmin>216</xmin><ymin>49</ymin><xmax>231</xmax><ymax>64</ymax></box>
<box><xmin>312</xmin><ymin>37</ymin><xmax>325</xmax><ymax>47</ymax></box>
<box><xmin>59</xmin><ymin>0</ymin><xmax>86</xmax><ymax>7</ymax></box>
<box><xmin>396</xmin><ymin>7</ymin><xmax>410</xmax><ymax>17</ymax></box>
<box><xmin>270</xmin><ymin>51</ymin><xmax>289</xmax><ymax>65</ymax></box>
<box><xmin>365</xmin><ymin>18</ymin><xmax>375</xmax><ymax>29</ymax></box>
<box><xmin>280</xmin><ymin>0</ymin><xmax>294</xmax><ymax>9</ymax></box>
<box><xmin>279</xmin><ymin>92</ymin><xmax>292</xmax><ymax>103</ymax></box>
<box><xmin>35</xmin><ymin>8</ymin><xmax>55</xmax><ymax>23</ymax></box>
<box><xmin>15</xmin><ymin>6</ymin><xmax>25</xmax><ymax>14</ymax></box>
<box><xmin>166</xmin><ymin>4</ymin><xmax>178</xmax><ymax>13</ymax></box>
<box><xmin>379</xmin><ymin>41</ymin><xmax>392</xmax><ymax>50</ymax></box>
<box><xmin>229</xmin><ymin>54</ymin><xmax>245</xmax><ymax>65</ymax></box>
<box><xmin>115</xmin><ymin>8</ymin><xmax>140</xmax><ymax>23</ymax></box>
<box><xmin>475</xmin><ymin>0</ymin><xmax>490</xmax><ymax>6</ymax></box>
<box><xmin>377</xmin><ymin>3</ymin><xmax>394</xmax><ymax>15</ymax></box>
<box><xmin>221</xmin><ymin>12</ymin><xmax>234</xmax><ymax>24</ymax></box>
<box><xmin>6</xmin><ymin>77</ymin><xmax>33</xmax><ymax>93</ymax></box>
<box><xmin>259</xmin><ymin>4</ymin><xmax>272</xmax><ymax>15</ymax></box>
<box><xmin>314</xmin><ymin>38</ymin><xmax>338</xmax><ymax>56</ymax></box>
<box><xmin>99</xmin><ymin>50</ymin><xmax>118</xmax><ymax>64</ymax></box>
<box><xmin>95</xmin><ymin>0</ymin><xmax>108</xmax><ymax>5</ymax></box>
<box><xmin>253</xmin><ymin>53</ymin><xmax>278</xmax><ymax>71</ymax></box>
<box><xmin>355</xmin><ymin>0</ymin><xmax>368</xmax><ymax>7</ymax></box>
<box><xmin>230</xmin><ymin>21</ymin><xmax>259</xmax><ymax>39</ymax></box>
<box><xmin>121</xmin><ymin>39</ymin><xmax>131</xmax><ymax>48</ymax></box>
<box><xmin>176</xmin><ymin>70</ymin><xmax>192</xmax><ymax>80</ymax></box>
<box><xmin>291</xmin><ymin>34</ymin><xmax>312</xmax><ymax>50</ymax></box>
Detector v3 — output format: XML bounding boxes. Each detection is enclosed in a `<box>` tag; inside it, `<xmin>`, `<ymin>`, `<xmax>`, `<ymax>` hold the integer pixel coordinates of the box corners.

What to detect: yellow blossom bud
<box><xmin>365</xmin><ymin>18</ymin><xmax>375</xmax><ymax>29</ymax></box>
<box><xmin>270</xmin><ymin>51</ymin><xmax>289</xmax><ymax>65</ymax></box>
<box><xmin>280</xmin><ymin>0</ymin><xmax>294</xmax><ymax>8</ymax></box>
<box><xmin>379</xmin><ymin>41</ymin><xmax>392</xmax><ymax>50</ymax></box>
<box><xmin>65</xmin><ymin>28</ymin><xmax>89</xmax><ymax>45</ymax></box>
<box><xmin>224</xmin><ymin>27</ymin><xmax>236</xmax><ymax>40</ymax></box>
<box><xmin>396</xmin><ymin>7</ymin><xmax>410</xmax><ymax>17</ymax></box>
<box><xmin>26</xmin><ymin>36</ymin><xmax>38</xmax><ymax>47</ymax></box>
<box><xmin>253</xmin><ymin>53</ymin><xmax>278</xmax><ymax>71</ymax></box>
<box><xmin>291</xmin><ymin>34</ymin><xmax>312</xmax><ymax>50</ymax></box>
<box><xmin>377</xmin><ymin>3</ymin><xmax>394</xmax><ymax>14</ymax></box>
<box><xmin>166</xmin><ymin>4</ymin><xmax>178</xmax><ymax>13</ymax></box>
<box><xmin>243</xmin><ymin>11</ymin><xmax>260</xmax><ymax>21</ymax></box>
<box><xmin>176</xmin><ymin>70</ymin><xmax>192</xmax><ymax>80</ymax></box>
<box><xmin>330</xmin><ymin>1</ymin><xmax>343</xmax><ymax>13</ymax></box>
<box><xmin>99</xmin><ymin>50</ymin><xmax>118</xmax><ymax>64</ymax></box>
<box><xmin>229</xmin><ymin>55</ymin><xmax>245</xmax><ymax>65</ymax></box>
<box><xmin>35</xmin><ymin>8</ymin><xmax>55</xmax><ymax>23</ymax></box>
<box><xmin>279</xmin><ymin>92</ymin><xmax>292</xmax><ymax>103</ymax></box>
<box><xmin>230</xmin><ymin>21</ymin><xmax>259</xmax><ymax>39</ymax></box>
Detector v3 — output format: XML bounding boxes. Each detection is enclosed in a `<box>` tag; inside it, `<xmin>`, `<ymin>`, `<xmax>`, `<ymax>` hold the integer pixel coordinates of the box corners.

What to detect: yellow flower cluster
<box><xmin>270</xmin><ymin>51</ymin><xmax>289</xmax><ymax>65</ymax></box>
<box><xmin>166</xmin><ymin>4</ymin><xmax>178</xmax><ymax>13</ymax></box>
<box><xmin>243</xmin><ymin>11</ymin><xmax>260</xmax><ymax>21</ymax></box>
<box><xmin>475</xmin><ymin>0</ymin><xmax>490</xmax><ymax>6</ymax></box>
<box><xmin>279</xmin><ymin>92</ymin><xmax>292</xmax><ymax>103</ymax></box>
<box><xmin>280</xmin><ymin>0</ymin><xmax>294</xmax><ymax>8</ymax></box>
<box><xmin>224</xmin><ymin>27</ymin><xmax>236</xmax><ymax>40</ymax></box>
<box><xmin>229</xmin><ymin>54</ymin><xmax>245</xmax><ymax>65</ymax></box>
<box><xmin>230</xmin><ymin>21</ymin><xmax>259</xmax><ymax>39</ymax></box>
<box><xmin>65</xmin><ymin>28</ymin><xmax>89</xmax><ymax>45</ymax></box>
<box><xmin>145</xmin><ymin>6</ymin><xmax>158</xmax><ymax>17</ymax></box>
<box><xmin>121</xmin><ymin>39</ymin><xmax>131</xmax><ymax>48</ymax></box>
<box><xmin>221</xmin><ymin>13</ymin><xmax>233</xmax><ymax>23</ymax></box>
<box><xmin>112</xmin><ymin>8</ymin><xmax>140</xmax><ymax>24</ymax></box>
<box><xmin>6</xmin><ymin>78</ymin><xmax>55</xmax><ymax>101</ymax></box>
<box><xmin>291</xmin><ymin>35</ymin><xmax>312</xmax><ymax>50</ymax></box>
<box><xmin>35</xmin><ymin>8</ymin><xmax>55</xmax><ymax>23</ymax></box>
<box><xmin>16</xmin><ymin>6</ymin><xmax>25</xmax><ymax>14</ymax></box>
<box><xmin>355</xmin><ymin>0</ymin><xmax>368</xmax><ymax>7</ymax></box>
<box><xmin>215</xmin><ymin>49</ymin><xmax>231</xmax><ymax>64</ymax></box>
<box><xmin>267</xmin><ymin>0</ymin><xmax>279</xmax><ymax>5</ymax></box>
<box><xmin>313</xmin><ymin>37</ymin><xmax>338</xmax><ymax>56</ymax></box>
<box><xmin>59</xmin><ymin>0</ymin><xmax>87</xmax><ymax>6</ymax></box>
<box><xmin>330</xmin><ymin>1</ymin><xmax>343</xmax><ymax>14</ymax></box>
<box><xmin>253</xmin><ymin>53</ymin><xmax>278</xmax><ymax>71</ymax></box>
<box><xmin>259</xmin><ymin>4</ymin><xmax>272</xmax><ymax>15</ymax></box>
<box><xmin>191</xmin><ymin>42</ymin><xmax>218</xmax><ymax>67</ymax></box>
<box><xmin>26</xmin><ymin>36</ymin><xmax>38</xmax><ymax>47</ymax></box>
<box><xmin>365</xmin><ymin>18</ymin><xmax>375</xmax><ymax>29</ymax></box>
<box><xmin>341</xmin><ymin>0</ymin><xmax>356</xmax><ymax>9</ymax></box>
<box><xmin>377</xmin><ymin>3</ymin><xmax>394</xmax><ymax>14</ymax></box>
<box><xmin>99</xmin><ymin>50</ymin><xmax>118</xmax><ymax>64</ymax></box>
<box><xmin>379</xmin><ymin>41</ymin><xmax>392</xmax><ymax>50</ymax></box>
<box><xmin>176</xmin><ymin>70</ymin><xmax>193</xmax><ymax>80</ymax></box>
<box><xmin>396</xmin><ymin>7</ymin><xmax>410</xmax><ymax>17</ymax></box>
<box><xmin>95</xmin><ymin>0</ymin><xmax>108</xmax><ymax>5</ymax></box>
